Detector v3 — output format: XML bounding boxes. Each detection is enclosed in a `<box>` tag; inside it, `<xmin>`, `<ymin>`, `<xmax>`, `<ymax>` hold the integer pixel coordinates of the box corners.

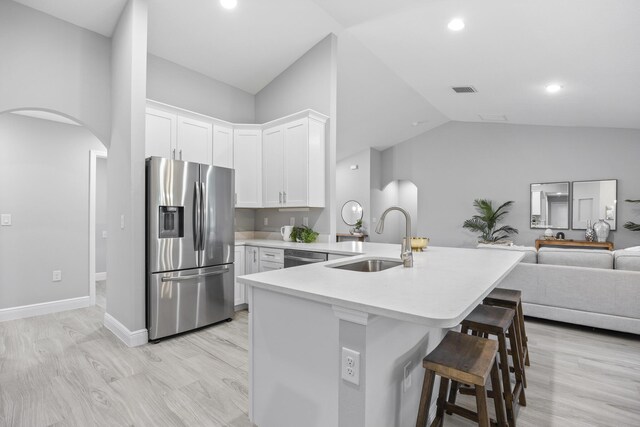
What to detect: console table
<box><xmin>535</xmin><ymin>239</ymin><xmax>614</xmax><ymax>251</ymax></box>
<box><xmin>336</xmin><ymin>233</ymin><xmax>368</xmax><ymax>242</ymax></box>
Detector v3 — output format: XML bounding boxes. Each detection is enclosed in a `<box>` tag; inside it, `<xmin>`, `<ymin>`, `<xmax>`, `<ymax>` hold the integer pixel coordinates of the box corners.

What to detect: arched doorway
<box><xmin>0</xmin><ymin>108</ymin><xmax>108</xmax><ymax>320</ymax></box>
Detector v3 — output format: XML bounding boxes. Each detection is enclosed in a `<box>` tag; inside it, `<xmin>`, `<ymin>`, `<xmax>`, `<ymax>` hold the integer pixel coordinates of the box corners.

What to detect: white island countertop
<box><xmin>238</xmin><ymin>243</ymin><xmax>523</xmax><ymax>328</ymax></box>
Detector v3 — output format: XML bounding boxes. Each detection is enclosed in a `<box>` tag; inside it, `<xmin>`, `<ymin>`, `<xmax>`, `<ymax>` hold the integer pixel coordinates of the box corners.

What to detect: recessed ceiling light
<box><xmin>220</xmin><ymin>0</ymin><xmax>237</xmax><ymax>10</ymax></box>
<box><xmin>546</xmin><ymin>83</ymin><xmax>563</xmax><ymax>93</ymax></box>
<box><xmin>448</xmin><ymin>18</ymin><xmax>465</xmax><ymax>31</ymax></box>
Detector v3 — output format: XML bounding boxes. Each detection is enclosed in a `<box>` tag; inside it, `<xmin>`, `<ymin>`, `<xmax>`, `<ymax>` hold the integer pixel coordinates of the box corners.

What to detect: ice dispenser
<box><xmin>158</xmin><ymin>206</ymin><xmax>184</xmax><ymax>238</ymax></box>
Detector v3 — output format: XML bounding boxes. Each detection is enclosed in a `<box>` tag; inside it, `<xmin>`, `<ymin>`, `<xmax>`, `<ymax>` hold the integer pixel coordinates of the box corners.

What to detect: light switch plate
<box><xmin>1</xmin><ymin>214</ymin><xmax>11</xmax><ymax>226</ymax></box>
<box><xmin>102</xmin><ymin>230</ymin><xmax>108</xmax><ymax>238</ymax></box>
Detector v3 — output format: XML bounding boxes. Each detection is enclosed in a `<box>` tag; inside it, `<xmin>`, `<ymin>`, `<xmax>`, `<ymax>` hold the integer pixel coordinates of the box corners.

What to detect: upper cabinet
<box><xmin>176</xmin><ymin>116</ymin><xmax>212</xmax><ymax>164</ymax></box>
<box><xmin>234</xmin><ymin>127</ymin><xmax>262</xmax><ymax>208</ymax></box>
<box><xmin>145</xmin><ymin>108</ymin><xmax>177</xmax><ymax>159</ymax></box>
<box><xmin>262</xmin><ymin>113</ymin><xmax>326</xmax><ymax>208</ymax></box>
<box><xmin>213</xmin><ymin>124</ymin><xmax>234</xmax><ymax>169</ymax></box>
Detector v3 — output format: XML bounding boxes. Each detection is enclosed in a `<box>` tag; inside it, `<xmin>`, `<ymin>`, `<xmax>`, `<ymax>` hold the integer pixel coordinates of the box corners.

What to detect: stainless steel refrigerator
<box><xmin>146</xmin><ymin>157</ymin><xmax>235</xmax><ymax>341</ymax></box>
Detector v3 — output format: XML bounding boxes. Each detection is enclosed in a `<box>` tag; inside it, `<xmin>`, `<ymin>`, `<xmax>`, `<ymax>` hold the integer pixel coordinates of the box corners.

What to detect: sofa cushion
<box><xmin>538</xmin><ymin>247</ymin><xmax>613</xmax><ymax>269</ymax></box>
<box><xmin>615</xmin><ymin>250</ymin><xmax>640</xmax><ymax>271</ymax></box>
<box><xmin>477</xmin><ymin>243</ymin><xmax>537</xmax><ymax>263</ymax></box>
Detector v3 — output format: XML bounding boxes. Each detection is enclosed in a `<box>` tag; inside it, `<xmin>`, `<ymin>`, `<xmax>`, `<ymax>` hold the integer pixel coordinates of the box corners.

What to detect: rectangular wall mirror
<box><xmin>530</xmin><ymin>182</ymin><xmax>570</xmax><ymax>229</ymax></box>
<box><xmin>572</xmin><ymin>179</ymin><xmax>618</xmax><ymax>230</ymax></box>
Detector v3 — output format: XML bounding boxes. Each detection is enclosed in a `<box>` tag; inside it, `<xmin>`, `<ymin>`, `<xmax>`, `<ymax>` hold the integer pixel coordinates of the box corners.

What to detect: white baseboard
<box><xmin>0</xmin><ymin>296</ymin><xmax>90</xmax><ymax>322</ymax></box>
<box><xmin>103</xmin><ymin>312</ymin><xmax>148</xmax><ymax>347</ymax></box>
<box><xmin>95</xmin><ymin>272</ymin><xmax>107</xmax><ymax>281</ymax></box>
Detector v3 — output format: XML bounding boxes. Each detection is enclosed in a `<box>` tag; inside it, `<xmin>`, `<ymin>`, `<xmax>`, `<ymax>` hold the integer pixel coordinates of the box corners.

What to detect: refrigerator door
<box><xmin>201</xmin><ymin>164</ymin><xmax>235</xmax><ymax>268</ymax></box>
<box><xmin>147</xmin><ymin>157</ymin><xmax>200</xmax><ymax>273</ymax></box>
<box><xmin>148</xmin><ymin>264</ymin><xmax>234</xmax><ymax>340</ymax></box>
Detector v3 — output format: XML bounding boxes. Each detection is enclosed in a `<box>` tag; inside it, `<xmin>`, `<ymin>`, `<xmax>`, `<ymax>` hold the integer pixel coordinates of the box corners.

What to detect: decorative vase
<box><xmin>593</xmin><ymin>219</ymin><xmax>611</xmax><ymax>243</ymax></box>
<box><xmin>585</xmin><ymin>220</ymin><xmax>596</xmax><ymax>242</ymax></box>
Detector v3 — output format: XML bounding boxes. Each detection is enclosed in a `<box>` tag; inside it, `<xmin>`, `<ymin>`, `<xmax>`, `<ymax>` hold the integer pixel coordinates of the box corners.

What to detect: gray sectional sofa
<box><xmin>477</xmin><ymin>244</ymin><xmax>640</xmax><ymax>334</ymax></box>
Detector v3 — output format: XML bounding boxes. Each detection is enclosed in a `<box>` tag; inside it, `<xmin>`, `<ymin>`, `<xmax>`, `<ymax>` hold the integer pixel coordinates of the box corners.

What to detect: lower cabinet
<box><xmin>234</xmin><ymin>247</ymin><xmax>246</xmax><ymax>309</ymax></box>
<box><xmin>259</xmin><ymin>247</ymin><xmax>284</xmax><ymax>272</ymax></box>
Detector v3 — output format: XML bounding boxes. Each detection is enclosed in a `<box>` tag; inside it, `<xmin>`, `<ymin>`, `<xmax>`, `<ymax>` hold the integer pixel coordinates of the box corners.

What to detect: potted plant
<box><xmin>352</xmin><ymin>219</ymin><xmax>364</xmax><ymax>235</ymax></box>
<box><xmin>463</xmin><ymin>199</ymin><xmax>519</xmax><ymax>243</ymax></box>
<box><xmin>625</xmin><ymin>199</ymin><xmax>640</xmax><ymax>231</ymax></box>
<box><xmin>290</xmin><ymin>225</ymin><xmax>319</xmax><ymax>243</ymax></box>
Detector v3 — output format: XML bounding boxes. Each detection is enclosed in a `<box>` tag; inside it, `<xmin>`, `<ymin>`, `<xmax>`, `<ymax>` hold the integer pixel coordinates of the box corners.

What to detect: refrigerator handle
<box><xmin>193</xmin><ymin>181</ymin><xmax>201</xmax><ymax>252</ymax></box>
<box><xmin>200</xmin><ymin>182</ymin><xmax>206</xmax><ymax>251</ymax></box>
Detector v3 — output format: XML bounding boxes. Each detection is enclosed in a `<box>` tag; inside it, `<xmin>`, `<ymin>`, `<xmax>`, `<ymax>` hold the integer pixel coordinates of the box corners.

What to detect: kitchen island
<box><xmin>238</xmin><ymin>243</ymin><xmax>523</xmax><ymax>427</ymax></box>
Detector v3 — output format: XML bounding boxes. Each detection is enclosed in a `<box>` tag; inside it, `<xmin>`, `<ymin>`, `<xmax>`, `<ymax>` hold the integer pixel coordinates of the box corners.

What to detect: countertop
<box><xmin>238</xmin><ymin>242</ymin><xmax>524</xmax><ymax>328</ymax></box>
<box><xmin>235</xmin><ymin>239</ymin><xmax>372</xmax><ymax>256</ymax></box>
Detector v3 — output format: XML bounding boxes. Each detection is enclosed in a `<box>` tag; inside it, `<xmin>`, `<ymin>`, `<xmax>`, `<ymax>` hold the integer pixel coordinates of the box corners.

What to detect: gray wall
<box><xmin>381</xmin><ymin>121</ymin><xmax>640</xmax><ymax>249</ymax></box>
<box><xmin>336</xmin><ymin>149</ymin><xmax>371</xmax><ymax>235</ymax></box>
<box><xmin>147</xmin><ymin>54</ymin><xmax>255</xmax><ymax>123</ymax></box>
<box><xmin>254</xmin><ymin>34</ymin><xmax>338</xmax><ymax>235</ymax></box>
<box><xmin>106</xmin><ymin>0</ymin><xmax>148</xmax><ymax>332</ymax></box>
<box><xmin>0</xmin><ymin>114</ymin><xmax>105</xmax><ymax>309</ymax></box>
<box><xmin>0</xmin><ymin>1</ymin><xmax>111</xmax><ymax>146</ymax></box>
<box><xmin>96</xmin><ymin>157</ymin><xmax>108</xmax><ymax>273</ymax></box>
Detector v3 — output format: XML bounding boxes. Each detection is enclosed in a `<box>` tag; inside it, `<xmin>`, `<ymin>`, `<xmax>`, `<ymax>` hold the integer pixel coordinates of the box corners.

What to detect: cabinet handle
<box><xmin>254</xmin><ymin>251</ymin><xmax>256</xmax><ymax>263</ymax></box>
<box><xmin>283</xmin><ymin>192</ymin><xmax>287</xmax><ymax>204</ymax></box>
<box><xmin>279</xmin><ymin>192</ymin><xmax>282</xmax><ymax>204</ymax></box>
<box><xmin>179</xmin><ymin>149</ymin><xmax>183</xmax><ymax>160</ymax></box>
<box><xmin>235</xmin><ymin>193</ymin><xmax>237</xmax><ymax>205</ymax></box>
<box><xmin>172</xmin><ymin>148</ymin><xmax>176</xmax><ymax>159</ymax></box>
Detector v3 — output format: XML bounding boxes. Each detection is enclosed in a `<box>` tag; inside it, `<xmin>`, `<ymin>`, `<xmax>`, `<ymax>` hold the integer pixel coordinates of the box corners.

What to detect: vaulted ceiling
<box><xmin>11</xmin><ymin>0</ymin><xmax>640</xmax><ymax>159</ymax></box>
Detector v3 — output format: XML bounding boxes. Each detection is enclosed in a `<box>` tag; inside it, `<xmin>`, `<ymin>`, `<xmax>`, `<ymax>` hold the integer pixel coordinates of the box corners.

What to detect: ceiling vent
<box><xmin>451</xmin><ymin>86</ymin><xmax>477</xmax><ymax>93</ymax></box>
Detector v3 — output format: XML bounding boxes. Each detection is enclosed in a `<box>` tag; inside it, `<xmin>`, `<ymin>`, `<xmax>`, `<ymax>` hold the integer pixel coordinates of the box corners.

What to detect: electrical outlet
<box><xmin>263</xmin><ymin>217</ymin><xmax>268</xmax><ymax>226</ymax></box>
<box><xmin>341</xmin><ymin>347</ymin><xmax>360</xmax><ymax>385</ymax></box>
<box><xmin>290</xmin><ymin>217</ymin><xmax>295</xmax><ymax>226</ymax></box>
<box><xmin>1</xmin><ymin>214</ymin><xmax>11</xmax><ymax>226</ymax></box>
<box><xmin>303</xmin><ymin>217</ymin><xmax>309</xmax><ymax>227</ymax></box>
<box><xmin>120</xmin><ymin>215</ymin><xmax>125</xmax><ymax>229</ymax></box>
<box><xmin>102</xmin><ymin>230</ymin><xmax>108</xmax><ymax>239</ymax></box>
<box><xmin>403</xmin><ymin>361</ymin><xmax>413</xmax><ymax>392</ymax></box>
<box><xmin>52</xmin><ymin>270</ymin><xmax>62</xmax><ymax>282</ymax></box>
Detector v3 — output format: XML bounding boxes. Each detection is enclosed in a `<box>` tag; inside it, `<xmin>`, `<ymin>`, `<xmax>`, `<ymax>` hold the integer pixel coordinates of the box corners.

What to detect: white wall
<box><xmin>254</xmin><ymin>34</ymin><xmax>338</xmax><ymax>235</ymax></box>
<box><xmin>381</xmin><ymin>121</ymin><xmax>640</xmax><ymax>249</ymax></box>
<box><xmin>0</xmin><ymin>114</ymin><xmax>104</xmax><ymax>309</ymax></box>
<box><xmin>96</xmin><ymin>157</ymin><xmax>108</xmax><ymax>274</ymax></box>
<box><xmin>0</xmin><ymin>1</ymin><xmax>111</xmax><ymax>146</ymax></box>
<box><xmin>147</xmin><ymin>54</ymin><xmax>255</xmax><ymax>123</ymax></box>
<box><xmin>106</xmin><ymin>0</ymin><xmax>148</xmax><ymax>334</ymax></box>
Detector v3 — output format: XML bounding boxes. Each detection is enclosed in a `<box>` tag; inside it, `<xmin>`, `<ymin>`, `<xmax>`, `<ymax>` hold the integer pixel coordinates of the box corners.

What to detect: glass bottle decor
<box><xmin>585</xmin><ymin>220</ymin><xmax>596</xmax><ymax>242</ymax></box>
<box><xmin>593</xmin><ymin>219</ymin><xmax>611</xmax><ymax>243</ymax></box>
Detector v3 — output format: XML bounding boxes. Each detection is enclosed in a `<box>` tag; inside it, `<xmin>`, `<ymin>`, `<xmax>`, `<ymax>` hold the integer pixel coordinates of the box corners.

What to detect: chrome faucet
<box><xmin>375</xmin><ymin>206</ymin><xmax>413</xmax><ymax>268</ymax></box>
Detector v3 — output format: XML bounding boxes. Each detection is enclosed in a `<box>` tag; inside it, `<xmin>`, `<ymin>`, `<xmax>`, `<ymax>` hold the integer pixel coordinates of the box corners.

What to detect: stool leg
<box><xmin>518</xmin><ymin>301</ymin><xmax>530</xmax><ymax>366</ymax></box>
<box><xmin>474</xmin><ymin>384</ymin><xmax>490</xmax><ymax>427</ymax></box>
<box><xmin>446</xmin><ymin>379</ymin><xmax>459</xmax><ymax>411</ymax></box>
<box><xmin>497</xmin><ymin>332</ymin><xmax>516</xmax><ymax>427</ymax></box>
<box><xmin>508</xmin><ymin>322</ymin><xmax>527</xmax><ymax>407</ymax></box>
<box><xmin>416</xmin><ymin>369</ymin><xmax>436</xmax><ymax>427</ymax></box>
<box><xmin>490</xmin><ymin>357</ymin><xmax>508</xmax><ymax>427</ymax></box>
<box><xmin>434</xmin><ymin>377</ymin><xmax>450</xmax><ymax>427</ymax></box>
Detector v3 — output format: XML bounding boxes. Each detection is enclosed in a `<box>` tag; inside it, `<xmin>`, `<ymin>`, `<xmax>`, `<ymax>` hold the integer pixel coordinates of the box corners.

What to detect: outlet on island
<box><xmin>52</xmin><ymin>270</ymin><xmax>62</xmax><ymax>282</ymax></box>
<box><xmin>341</xmin><ymin>347</ymin><xmax>360</xmax><ymax>385</ymax></box>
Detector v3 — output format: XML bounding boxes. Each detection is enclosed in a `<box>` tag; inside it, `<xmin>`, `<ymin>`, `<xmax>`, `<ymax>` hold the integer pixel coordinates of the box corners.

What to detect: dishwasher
<box><xmin>284</xmin><ymin>249</ymin><xmax>328</xmax><ymax>268</ymax></box>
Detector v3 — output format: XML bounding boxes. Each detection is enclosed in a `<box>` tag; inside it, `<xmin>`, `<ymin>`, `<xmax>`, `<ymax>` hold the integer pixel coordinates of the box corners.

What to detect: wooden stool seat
<box><xmin>417</xmin><ymin>331</ymin><xmax>508</xmax><ymax>427</ymax></box>
<box><xmin>484</xmin><ymin>288</ymin><xmax>531</xmax><ymax>370</ymax></box>
<box><xmin>451</xmin><ymin>304</ymin><xmax>526</xmax><ymax>427</ymax></box>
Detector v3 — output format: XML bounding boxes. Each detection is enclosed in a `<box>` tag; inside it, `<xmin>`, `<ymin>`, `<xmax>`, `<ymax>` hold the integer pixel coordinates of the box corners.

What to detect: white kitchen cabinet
<box><xmin>262</xmin><ymin>113</ymin><xmax>326</xmax><ymax>208</ymax></box>
<box><xmin>234</xmin><ymin>247</ymin><xmax>246</xmax><ymax>308</ymax></box>
<box><xmin>177</xmin><ymin>116</ymin><xmax>212</xmax><ymax>164</ymax></box>
<box><xmin>234</xmin><ymin>128</ymin><xmax>262</xmax><ymax>207</ymax></box>
<box><xmin>213</xmin><ymin>124</ymin><xmax>234</xmax><ymax>168</ymax></box>
<box><xmin>145</xmin><ymin>108</ymin><xmax>177</xmax><ymax>159</ymax></box>
<box><xmin>259</xmin><ymin>247</ymin><xmax>284</xmax><ymax>272</ymax></box>
<box><xmin>245</xmin><ymin>246</ymin><xmax>259</xmax><ymax>274</ymax></box>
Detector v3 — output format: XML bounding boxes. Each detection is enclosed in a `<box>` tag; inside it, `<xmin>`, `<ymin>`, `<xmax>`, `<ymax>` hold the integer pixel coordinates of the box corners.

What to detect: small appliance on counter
<box><xmin>146</xmin><ymin>157</ymin><xmax>235</xmax><ymax>341</ymax></box>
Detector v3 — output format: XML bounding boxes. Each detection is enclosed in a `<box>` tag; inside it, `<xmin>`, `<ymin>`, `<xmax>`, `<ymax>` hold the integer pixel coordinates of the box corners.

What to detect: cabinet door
<box><xmin>177</xmin><ymin>116</ymin><xmax>212</xmax><ymax>164</ymax></box>
<box><xmin>213</xmin><ymin>124</ymin><xmax>234</xmax><ymax>168</ymax></box>
<box><xmin>234</xmin><ymin>128</ymin><xmax>262</xmax><ymax>207</ymax></box>
<box><xmin>262</xmin><ymin>126</ymin><xmax>284</xmax><ymax>207</ymax></box>
<box><xmin>283</xmin><ymin>118</ymin><xmax>309</xmax><ymax>207</ymax></box>
<box><xmin>234</xmin><ymin>247</ymin><xmax>246</xmax><ymax>307</ymax></box>
<box><xmin>245</xmin><ymin>246</ymin><xmax>259</xmax><ymax>274</ymax></box>
<box><xmin>145</xmin><ymin>108</ymin><xmax>176</xmax><ymax>159</ymax></box>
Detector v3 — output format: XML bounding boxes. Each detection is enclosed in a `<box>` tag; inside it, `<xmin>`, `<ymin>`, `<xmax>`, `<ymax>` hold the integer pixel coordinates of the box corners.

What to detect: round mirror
<box><xmin>341</xmin><ymin>200</ymin><xmax>363</xmax><ymax>226</ymax></box>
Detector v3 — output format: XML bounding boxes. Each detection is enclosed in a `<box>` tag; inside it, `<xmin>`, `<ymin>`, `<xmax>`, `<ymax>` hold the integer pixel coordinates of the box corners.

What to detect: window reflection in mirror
<box><xmin>530</xmin><ymin>182</ymin><xmax>570</xmax><ymax>229</ymax></box>
<box><xmin>572</xmin><ymin>179</ymin><xmax>617</xmax><ymax>230</ymax></box>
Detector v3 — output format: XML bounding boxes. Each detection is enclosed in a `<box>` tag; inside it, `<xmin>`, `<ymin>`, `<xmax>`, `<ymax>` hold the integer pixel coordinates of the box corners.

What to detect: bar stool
<box><xmin>416</xmin><ymin>331</ymin><xmax>508</xmax><ymax>427</ymax></box>
<box><xmin>450</xmin><ymin>304</ymin><xmax>526</xmax><ymax>427</ymax></box>
<box><xmin>484</xmin><ymin>288</ymin><xmax>530</xmax><ymax>370</ymax></box>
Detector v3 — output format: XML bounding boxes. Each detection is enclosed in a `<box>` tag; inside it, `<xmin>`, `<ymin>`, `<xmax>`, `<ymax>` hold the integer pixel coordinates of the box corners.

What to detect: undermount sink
<box><xmin>328</xmin><ymin>258</ymin><xmax>403</xmax><ymax>272</ymax></box>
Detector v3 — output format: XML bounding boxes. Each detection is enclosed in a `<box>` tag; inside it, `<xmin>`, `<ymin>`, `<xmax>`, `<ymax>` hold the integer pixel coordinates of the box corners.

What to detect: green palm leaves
<box><xmin>463</xmin><ymin>199</ymin><xmax>519</xmax><ymax>243</ymax></box>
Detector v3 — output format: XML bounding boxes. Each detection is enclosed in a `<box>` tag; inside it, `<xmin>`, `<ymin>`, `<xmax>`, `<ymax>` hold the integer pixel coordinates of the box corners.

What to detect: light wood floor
<box><xmin>1</xmin><ymin>289</ymin><xmax>639</xmax><ymax>427</ymax></box>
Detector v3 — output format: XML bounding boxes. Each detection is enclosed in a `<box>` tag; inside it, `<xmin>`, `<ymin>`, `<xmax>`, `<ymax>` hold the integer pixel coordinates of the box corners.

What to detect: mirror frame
<box><xmin>571</xmin><ymin>179</ymin><xmax>618</xmax><ymax>231</ymax></box>
<box><xmin>341</xmin><ymin>200</ymin><xmax>363</xmax><ymax>226</ymax></box>
<box><xmin>530</xmin><ymin>181</ymin><xmax>571</xmax><ymax>230</ymax></box>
